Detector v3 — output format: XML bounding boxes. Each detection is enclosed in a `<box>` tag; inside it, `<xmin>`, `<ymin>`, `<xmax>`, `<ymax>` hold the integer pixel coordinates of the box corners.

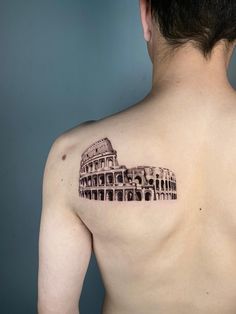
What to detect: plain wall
<box><xmin>1</xmin><ymin>1</ymin><xmax>235</xmax><ymax>314</ymax></box>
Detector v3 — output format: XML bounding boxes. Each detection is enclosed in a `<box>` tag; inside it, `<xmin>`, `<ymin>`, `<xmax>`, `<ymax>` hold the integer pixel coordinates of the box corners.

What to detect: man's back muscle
<box><xmin>52</xmin><ymin>93</ymin><xmax>236</xmax><ymax>314</ymax></box>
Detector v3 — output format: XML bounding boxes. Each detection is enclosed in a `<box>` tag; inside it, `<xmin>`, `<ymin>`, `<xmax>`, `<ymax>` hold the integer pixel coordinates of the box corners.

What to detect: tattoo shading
<box><xmin>78</xmin><ymin>138</ymin><xmax>177</xmax><ymax>201</ymax></box>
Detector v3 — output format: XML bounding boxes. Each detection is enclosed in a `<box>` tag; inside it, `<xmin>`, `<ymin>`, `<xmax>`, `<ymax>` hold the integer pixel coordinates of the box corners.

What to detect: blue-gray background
<box><xmin>1</xmin><ymin>1</ymin><xmax>235</xmax><ymax>314</ymax></box>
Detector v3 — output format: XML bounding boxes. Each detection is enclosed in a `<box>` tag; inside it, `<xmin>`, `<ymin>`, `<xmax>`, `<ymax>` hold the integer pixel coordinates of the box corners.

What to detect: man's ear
<box><xmin>139</xmin><ymin>0</ymin><xmax>152</xmax><ymax>42</ymax></box>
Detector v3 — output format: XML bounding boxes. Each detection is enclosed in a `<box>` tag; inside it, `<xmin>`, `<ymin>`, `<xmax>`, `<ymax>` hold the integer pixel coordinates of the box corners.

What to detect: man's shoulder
<box><xmin>45</xmin><ymin>114</ymin><xmax>123</xmax><ymax>177</ymax></box>
<box><xmin>42</xmin><ymin>119</ymin><xmax>102</xmax><ymax>209</ymax></box>
<box><xmin>49</xmin><ymin>119</ymin><xmax>101</xmax><ymax>154</ymax></box>
<box><xmin>51</xmin><ymin>109</ymin><xmax>132</xmax><ymax>153</ymax></box>
<box><xmin>42</xmin><ymin>113</ymin><xmax>130</xmax><ymax>210</ymax></box>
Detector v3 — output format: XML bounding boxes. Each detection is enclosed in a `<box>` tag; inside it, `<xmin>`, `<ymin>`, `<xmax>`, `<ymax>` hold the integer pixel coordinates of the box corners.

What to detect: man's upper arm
<box><xmin>38</xmin><ymin>135</ymin><xmax>92</xmax><ymax>314</ymax></box>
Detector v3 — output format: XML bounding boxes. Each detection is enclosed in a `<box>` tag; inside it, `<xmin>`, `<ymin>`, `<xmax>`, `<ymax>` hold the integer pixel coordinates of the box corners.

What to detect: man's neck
<box><xmin>149</xmin><ymin>42</ymin><xmax>236</xmax><ymax>104</ymax></box>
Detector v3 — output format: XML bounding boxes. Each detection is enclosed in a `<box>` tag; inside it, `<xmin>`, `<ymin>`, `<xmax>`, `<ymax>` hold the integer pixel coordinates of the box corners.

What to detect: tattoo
<box><xmin>78</xmin><ymin>137</ymin><xmax>177</xmax><ymax>201</ymax></box>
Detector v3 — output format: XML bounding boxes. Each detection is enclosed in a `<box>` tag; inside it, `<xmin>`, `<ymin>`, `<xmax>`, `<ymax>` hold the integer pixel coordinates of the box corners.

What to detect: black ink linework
<box><xmin>78</xmin><ymin>137</ymin><xmax>177</xmax><ymax>201</ymax></box>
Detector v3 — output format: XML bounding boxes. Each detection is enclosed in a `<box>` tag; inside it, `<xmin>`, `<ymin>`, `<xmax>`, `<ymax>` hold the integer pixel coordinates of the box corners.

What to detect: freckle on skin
<box><xmin>199</xmin><ymin>208</ymin><xmax>202</xmax><ymax>211</ymax></box>
<box><xmin>61</xmin><ymin>178</ymin><xmax>63</xmax><ymax>182</ymax></box>
<box><xmin>62</xmin><ymin>154</ymin><xmax>67</xmax><ymax>161</ymax></box>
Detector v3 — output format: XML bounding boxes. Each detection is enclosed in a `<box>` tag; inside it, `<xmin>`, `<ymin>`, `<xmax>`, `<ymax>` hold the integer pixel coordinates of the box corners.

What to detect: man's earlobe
<box><xmin>145</xmin><ymin>30</ymin><xmax>151</xmax><ymax>42</ymax></box>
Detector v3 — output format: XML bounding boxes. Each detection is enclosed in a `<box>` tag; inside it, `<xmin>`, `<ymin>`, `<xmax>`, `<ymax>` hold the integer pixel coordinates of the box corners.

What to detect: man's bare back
<box><xmin>38</xmin><ymin>87</ymin><xmax>236</xmax><ymax>314</ymax></box>
<box><xmin>37</xmin><ymin>1</ymin><xmax>236</xmax><ymax>311</ymax></box>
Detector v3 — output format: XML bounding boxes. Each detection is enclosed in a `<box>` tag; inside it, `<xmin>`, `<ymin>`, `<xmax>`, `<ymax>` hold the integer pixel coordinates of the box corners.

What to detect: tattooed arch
<box><xmin>78</xmin><ymin>137</ymin><xmax>177</xmax><ymax>201</ymax></box>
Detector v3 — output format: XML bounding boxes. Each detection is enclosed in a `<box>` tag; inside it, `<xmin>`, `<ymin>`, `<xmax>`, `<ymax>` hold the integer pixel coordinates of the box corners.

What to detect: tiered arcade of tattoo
<box><xmin>79</xmin><ymin>138</ymin><xmax>177</xmax><ymax>201</ymax></box>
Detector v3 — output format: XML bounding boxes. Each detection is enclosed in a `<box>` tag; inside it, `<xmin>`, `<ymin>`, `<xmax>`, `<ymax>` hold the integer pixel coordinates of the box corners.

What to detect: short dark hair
<box><xmin>150</xmin><ymin>0</ymin><xmax>236</xmax><ymax>58</ymax></box>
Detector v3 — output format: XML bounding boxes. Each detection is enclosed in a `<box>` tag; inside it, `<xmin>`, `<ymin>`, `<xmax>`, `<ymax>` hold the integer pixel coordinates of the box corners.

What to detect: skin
<box><xmin>37</xmin><ymin>0</ymin><xmax>236</xmax><ymax>313</ymax></box>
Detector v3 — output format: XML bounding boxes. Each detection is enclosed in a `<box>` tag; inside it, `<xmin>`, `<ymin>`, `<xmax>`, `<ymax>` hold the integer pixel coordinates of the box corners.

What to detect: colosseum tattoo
<box><xmin>78</xmin><ymin>137</ymin><xmax>177</xmax><ymax>201</ymax></box>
